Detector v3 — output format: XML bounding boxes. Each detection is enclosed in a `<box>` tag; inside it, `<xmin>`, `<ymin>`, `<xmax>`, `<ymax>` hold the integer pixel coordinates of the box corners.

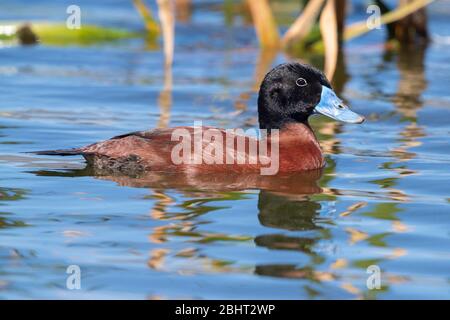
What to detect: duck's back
<box><xmin>61</xmin><ymin>127</ymin><xmax>262</xmax><ymax>174</ymax></box>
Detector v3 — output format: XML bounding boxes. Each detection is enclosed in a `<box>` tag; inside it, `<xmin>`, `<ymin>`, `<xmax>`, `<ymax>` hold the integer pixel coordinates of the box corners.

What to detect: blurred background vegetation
<box><xmin>1</xmin><ymin>0</ymin><xmax>434</xmax><ymax>80</ymax></box>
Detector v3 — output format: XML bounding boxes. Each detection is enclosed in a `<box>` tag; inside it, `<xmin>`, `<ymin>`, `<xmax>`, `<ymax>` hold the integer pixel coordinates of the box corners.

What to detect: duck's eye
<box><xmin>296</xmin><ymin>78</ymin><xmax>308</xmax><ymax>87</ymax></box>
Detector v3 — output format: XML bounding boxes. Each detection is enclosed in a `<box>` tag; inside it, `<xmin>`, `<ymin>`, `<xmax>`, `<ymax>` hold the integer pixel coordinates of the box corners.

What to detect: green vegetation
<box><xmin>33</xmin><ymin>24</ymin><xmax>140</xmax><ymax>45</ymax></box>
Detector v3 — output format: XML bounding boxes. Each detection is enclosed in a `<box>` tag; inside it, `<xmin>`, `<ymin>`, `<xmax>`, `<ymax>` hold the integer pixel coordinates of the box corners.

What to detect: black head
<box><xmin>258</xmin><ymin>62</ymin><xmax>364</xmax><ymax>130</ymax></box>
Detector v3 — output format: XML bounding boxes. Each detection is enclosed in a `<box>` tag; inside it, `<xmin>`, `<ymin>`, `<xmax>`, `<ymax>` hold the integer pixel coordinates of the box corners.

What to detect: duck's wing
<box><xmin>32</xmin><ymin>128</ymin><xmax>172</xmax><ymax>157</ymax></box>
<box><xmin>32</xmin><ymin>127</ymin><xmax>263</xmax><ymax>174</ymax></box>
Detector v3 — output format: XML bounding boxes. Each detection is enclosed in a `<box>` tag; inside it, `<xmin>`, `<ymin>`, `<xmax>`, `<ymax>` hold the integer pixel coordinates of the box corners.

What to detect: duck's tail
<box><xmin>31</xmin><ymin>148</ymin><xmax>83</xmax><ymax>156</ymax></box>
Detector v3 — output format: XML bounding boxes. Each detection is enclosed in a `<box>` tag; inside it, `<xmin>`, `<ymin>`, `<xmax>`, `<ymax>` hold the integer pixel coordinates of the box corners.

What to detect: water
<box><xmin>1</xmin><ymin>0</ymin><xmax>449</xmax><ymax>299</ymax></box>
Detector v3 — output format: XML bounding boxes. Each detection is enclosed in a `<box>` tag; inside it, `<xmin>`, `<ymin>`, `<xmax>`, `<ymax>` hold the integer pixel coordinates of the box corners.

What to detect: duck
<box><xmin>34</xmin><ymin>62</ymin><xmax>364</xmax><ymax>175</ymax></box>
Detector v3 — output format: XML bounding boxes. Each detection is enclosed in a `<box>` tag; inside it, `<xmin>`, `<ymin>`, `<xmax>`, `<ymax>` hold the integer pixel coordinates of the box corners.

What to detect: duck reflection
<box><xmin>33</xmin><ymin>167</ymin><xmax>322</xmax><ymax>194</ymax></box>
<box><xmin>257</xmin><ymin>190</ymin><xmax>322</xmax><ymax>231</ymax></box>
<box><xmin>31</xmin><ymin>156</ymin><xmax>405</xmax><ymax>298</ymax></box>
<box><xmin>31</xmin><ymin>167</ymin><xmax>331</xmax><ymax>277</ymax></box>
<box><xmin>254</xmin><ymin>189</ymin><xmax>335</xmax><ymax>286</ymax></box>
<box><xmin>102</xmin><ymin>169</ymin><xmax>325</xmax><ymax>279</ymax></box>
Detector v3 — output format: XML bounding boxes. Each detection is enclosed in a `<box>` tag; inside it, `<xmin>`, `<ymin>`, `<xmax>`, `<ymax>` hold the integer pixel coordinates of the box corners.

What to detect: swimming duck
<box><xmin>35</xmin><ymin>62</ymin><xmax>364</xmax><ymax>174</ymax></box>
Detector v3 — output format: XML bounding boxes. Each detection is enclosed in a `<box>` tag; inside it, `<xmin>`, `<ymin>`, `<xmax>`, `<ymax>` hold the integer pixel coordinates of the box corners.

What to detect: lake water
<box><xmin>0</xmin><ymin>0</ymin><xmax>449</xmax><ymax>299</ymax></box>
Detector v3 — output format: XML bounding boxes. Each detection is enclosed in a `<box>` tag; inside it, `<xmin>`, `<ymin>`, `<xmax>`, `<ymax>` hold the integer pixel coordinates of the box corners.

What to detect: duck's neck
<box><xmin>270</xmin><ymin>122</ymin><xmax>324</xmax><ymax>171</ymax></box>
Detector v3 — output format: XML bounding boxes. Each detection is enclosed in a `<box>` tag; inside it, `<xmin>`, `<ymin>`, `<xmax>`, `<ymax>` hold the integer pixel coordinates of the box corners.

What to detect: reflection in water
<box><xmin>175</xmin><ymin>0</ymin><xmax>192</xmax><ymax>23</ymax></box>
<box><xmin>257</xmin><ymin>191</ymin><xmax>322</xmax><ymax>231</ymax></box>
<box><xmin>31</xmin><ymin>168</ymin><xmax>325</xmax><ymax>274</ymax></box>
<box><xmin>32</xmin><ymin>168</ymin><xmax>323</xmax><ymax>194</ymax></box>
<box><xmin>393</xmin><ymin>45</ymin><xmax>428</xmax><ymax>119</ymax></box>
<box><xmin>158</xmin><ymin>65</ymin><xmax>173</xmax><ymax>128</ymax></box>
<box><xmin>384</xmin><ymin>44</ymin><xmax>428</xmax><ymax>163</ymax></box>
<box><xmin>391</xmin><ymin>45</ymin><xmax>427</xmax><ymax>165</ymax></box>
<box><xmin>234</xmin><ymin>48</ymin><xmax>278</xmax><ymax>119</ymax></box>
<box><xmin>132</xmin><ymin>170</ymin><xmax>324</xmax><ymax>277</ymax></box>
<box><xmin>29</xmin><ymin>165</ymin><xmax>391</xmax><ymax>298</ymax></box>
<box><xmin>336</xmin><ymin>44</ymin><xmax>431</xmax><ymax>298</ymax></box>
<box><xmin>254</xmin><ymin>190</ymin><xmax>331</xmax><ymax>295</ymax></box>
<box><xmin>331</xmin><ymin>49</ymin><xmax>350</xmax><ymax>95</ymax></box>
<box><xmin>252</xmin><ymin>49</ymin><xmax>278</xmax><ymax>93</ymax></box>
<box><xmin>0</xmin><ymin>187</ymin><xmax>28</xmax><ymax>229</ymax></box>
